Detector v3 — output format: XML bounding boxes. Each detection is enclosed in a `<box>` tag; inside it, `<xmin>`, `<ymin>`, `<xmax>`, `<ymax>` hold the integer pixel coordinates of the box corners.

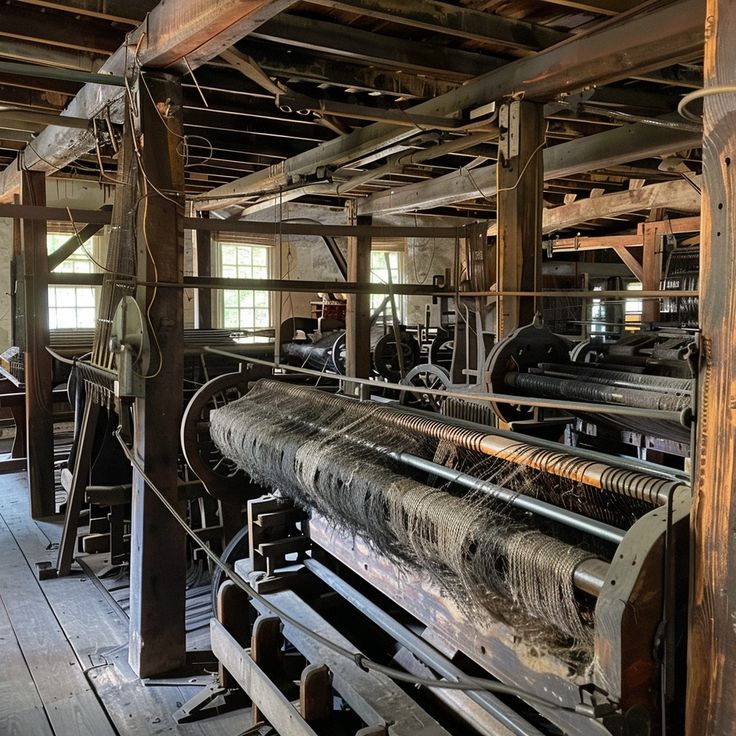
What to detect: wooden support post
<box><xmin>686</xmin><ymin>2</ymin><xmax>736</xmax><ymax>733</ymax></box>
<box><xmin>55</xmin><ymin>398</ymin><xmax>100</xmax><ymax>575</ymax></box>
<box><xmin>251</xmin><ymin>615</ymin><xmax>283</xmax><ymax>726</ymax></box>
<box><xmin>346</xmin><ymin>203</ymin><xmax>372</xmax><ymax>380</ymax></box>
<box><xmin>196</xmin><ymin>211</ymin><xmax>213</xmax><ymax>329</ymax></box>
<box><xmin>128</xmin><ymin>70</ymin><xmax>187</xmax><ymax>678</ymax></box>
<box><xmin>11</xmin><ymin>193</ymin><xmax>21</xmax><ymax>347</ymax></box>
<box><xmin>496</xmin><ymin>100</ymin><xmax>544</xmax><ymax>337</ymax></box>
<box><xmin>640</xmin><ymin>221</ymin><xmax>664</xmax><ymax>324</ymax></box>
<box><xmin>217</xmin><ymin>580</ymin><xmax>252</xmax><ymax>691</ymax></box>
<box><xmin>21</xmin><ymin>170</ymin><xmax>54</xmax><ymax>518</ymax></box>
<box><xmin>300</xmin><ymin>663</ymin><xmax>332</xmax><ymax>724</ymax></box>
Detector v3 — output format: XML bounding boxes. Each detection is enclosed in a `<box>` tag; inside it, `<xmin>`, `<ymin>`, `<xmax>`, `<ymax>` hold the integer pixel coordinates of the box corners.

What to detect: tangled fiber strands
<box><xmin>210</xmin><ymin>380</ymin><xmax>602</xmax><ymax>660</ymax></box>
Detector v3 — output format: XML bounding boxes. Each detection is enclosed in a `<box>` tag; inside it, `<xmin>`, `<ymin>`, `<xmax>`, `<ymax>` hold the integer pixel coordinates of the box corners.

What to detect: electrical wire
<box><xmin>677</xmin><ymin>85</ymin><xmax>736</xmax><ymax>123</ymax></box>
<box><xmin>113</xmin><ymin>426</ymin><xmax>590</xmax><ymax>716</ymax></box>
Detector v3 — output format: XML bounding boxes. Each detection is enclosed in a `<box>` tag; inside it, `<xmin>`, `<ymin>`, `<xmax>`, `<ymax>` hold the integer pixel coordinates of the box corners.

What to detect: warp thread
<box><xmin>210</xmin><ymin>380</ymin><xmax>603</xmax><ymax>661</ymax></box>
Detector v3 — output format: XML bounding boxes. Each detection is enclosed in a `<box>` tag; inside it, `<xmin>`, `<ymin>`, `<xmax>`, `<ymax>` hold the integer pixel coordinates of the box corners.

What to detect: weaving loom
<box><xmin>485</xmin><ymin>319</ymin><xmax>695</xmax><ymax>461</ymax></box>
<box><xmin>182</xmin><ymin>372</ymin><xmax>690</xmax><ymax>735</ymax></box>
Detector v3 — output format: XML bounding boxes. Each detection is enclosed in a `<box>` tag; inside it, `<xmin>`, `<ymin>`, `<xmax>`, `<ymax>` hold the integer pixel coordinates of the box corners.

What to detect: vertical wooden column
<box><xmin>496</xmin><ymin>100</ymin><xmax>544</xmax><ymax>338</ymax></box>
<box><xmin>345</xmin><ymin>203</ymin><xmax>372</xmax><ymax>380</ymax></box>
<box><xmin>196</xmin><ymin>211</ymin><xmax>212</xmax><ymax>329</ymax></box>
<box><xmin>21</xmin><ymin>170</ymin><xmax>55</xmax><ymax>518</ymax></box>
<box><xmin>686</xmin><ymin>2</ymin><xmax>736</xmax><ymax>733</ymax></box>
<box><xmin>11</xmin><ymin>193</ymin><xmax>22</xmax><ymax>347</ymax></box>
<box><xmin>640</xmin><ymin>215</ymin><xmax>664</xmax><ymax>325</ymax></box>
<box><xmin>128</xmin><ymin>70</ymin><xmax>187</xmax><ymax>678</ymax></box>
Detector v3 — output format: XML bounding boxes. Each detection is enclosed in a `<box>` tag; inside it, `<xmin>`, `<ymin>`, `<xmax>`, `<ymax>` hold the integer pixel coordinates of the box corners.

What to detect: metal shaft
<box><xmin>253</xmin><ymin>379</ymin><xmax>687</xmax><ymax>506</ymax></box>
<box><xmin>392</xmin><ymin>451</ymin><xmax>625</xmax><ymax>545</ymax></box>
<box><xmin>304</xmin><ymin>558</ymin><xmax>547</xmax><ymax>736</ymax></box>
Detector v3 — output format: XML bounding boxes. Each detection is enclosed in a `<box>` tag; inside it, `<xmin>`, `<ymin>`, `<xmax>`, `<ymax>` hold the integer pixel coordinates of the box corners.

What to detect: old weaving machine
<box><xmin>181</xmin><ymin>363</ymin><xmax>690</xmax><ymax>735</ymax></box>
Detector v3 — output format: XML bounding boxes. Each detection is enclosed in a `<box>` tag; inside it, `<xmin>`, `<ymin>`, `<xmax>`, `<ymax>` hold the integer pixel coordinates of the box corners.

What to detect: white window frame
<box><xmin>214</xmin><ymin>239</ymin><xmax>273</xmax><ymax>331</ymax></box>
<box><xmin>370</xmin><ymin>246</ymin><xmax>404</xmax><ymax>322</ymax></box>
<box><xmin>47</xmin><ymin>231</ymin><xmax>100</xmax><ymax>330</ymax></box>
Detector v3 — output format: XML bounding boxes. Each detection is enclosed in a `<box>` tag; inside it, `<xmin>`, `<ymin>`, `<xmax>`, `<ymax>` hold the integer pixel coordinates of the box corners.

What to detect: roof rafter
<box><xmin>194</xmin><ymin>0</ymin><xmax>705</xmax><ymax>210</ymax></box>
<box><xmin>0</xmin><ymin>0</ymin><xmax>301</xmax><ymax>202</ymax></box>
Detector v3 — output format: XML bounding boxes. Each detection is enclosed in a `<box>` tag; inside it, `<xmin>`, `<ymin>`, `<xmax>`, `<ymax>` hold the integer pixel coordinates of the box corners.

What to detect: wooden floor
<box><xmin>0</xmin><ymin>471</ymin><xmax>251</xmax><ymax>736</ymax></box>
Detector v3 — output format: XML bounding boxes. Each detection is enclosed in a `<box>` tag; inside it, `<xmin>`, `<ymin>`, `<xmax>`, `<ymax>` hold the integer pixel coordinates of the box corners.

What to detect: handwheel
<box><xmin>181</xmin><ymin>371</ymin><xmax>253</xmax><ymax>504</ymax></box>
<box><xmin>399</xmin><ymin>363</ymin><xmax>452</xmax><ymax>412</ymax></box>
<box><xmin>373</xmin><ymin>332</ymin><xmax>421</xmax><ymax>382</ymax></box>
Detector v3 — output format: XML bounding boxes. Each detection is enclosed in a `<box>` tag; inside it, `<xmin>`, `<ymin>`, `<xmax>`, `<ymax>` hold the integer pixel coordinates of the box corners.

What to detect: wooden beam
<box><xmin>540</xmin><ymin>178</ymin><xmax>701</xmax><ymax>234</ymax></box>
<box><xmin>0</xmin><ymin>0</ymin><xmax>299</xmax><ymax>202</ymax></box>
<box><xmin>496</xmin><ymin>101</ymin><xmax>544</xmax><ymax>336</ymax></box>
<box><xmin>20</xmin><ymin>170</ymin><xmax>54</xmax><ymax>518</ymax></box>
<box><xmin>195</xmin><ymin>212</ymin><xmax>212</xmax><ymax>329</ymax></box>
<box><xmin>306</xmin><ymin>0</ymin><xmax>568</xmax><ymax>51</ymax></box>
<box><xmin>0</xmin><ymin>4</ymin><xmax>122</xmax><ymax>56</ymax></box>
<box><xmin>196</xmin><ymin>0</ymin><xmax>705</xmax><ymax>210</ymax></box>
<box><xmin>360</xmin><ymin>119</ymin><xmax>701</xmax><ymax>216</ymax></box>
<box><xmin>640</xmin><ymin>219</ymin><xmax>664</xmax><ymax>322</ymax></box>
<box><xmin>128</xmin><ymin>70</ymin><xmax>186</xmax><ymax>678</ymax></box>
<box><xmin>250</xmin><ymin>13</ymin><xmax>505</xmax><ymax>79</ymax></box>
<box><xmin>0</xmin><ymin>38</ymin><xmax>107</xmax><ymax>73</ymax></box>
<box><xmin>551</xmin><ymin>234</ymin><xmax>642</xmax><ymax>251</ymax></box>
<box><xmin>686</xmin><ymin>1</ymin><xmax>736</xmax><ymax>732</ymax></box>
<box><xmin>15</xmin><ymin>0</ymin><xmax>148</xmax><ymax>25</ymax></box>
<box><xmin>47</xmin><ymin>208</ymin><xmax>110</xmax><ymax>271</ymax></box>
<box><xmin>345</xmin><ymin>206</ymin><xmax>372</xmax><ymax>380</ymax></box>
<box><xmin>612</xmin><ymin>246</ymin><xmax>644</xmax><ymax>281</ymax></box>
<box><xmin>533</xmin><ymin>0</ymin><xmax>641</xmax><ymax>15</ymax></box>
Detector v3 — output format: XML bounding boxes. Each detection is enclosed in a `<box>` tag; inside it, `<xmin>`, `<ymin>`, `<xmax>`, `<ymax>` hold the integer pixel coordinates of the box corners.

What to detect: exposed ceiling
<box><xmin>0</xmin><ymin>0</ymin><xmax>704</xmax><ymax>234</ymax></box>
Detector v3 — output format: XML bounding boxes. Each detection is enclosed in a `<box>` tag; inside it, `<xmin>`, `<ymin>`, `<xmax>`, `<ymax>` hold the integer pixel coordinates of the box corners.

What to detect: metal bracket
<box><xmin>498</xmin><ymin>100</ymin><xmax>520</xmax><ymax>163</ymax></box>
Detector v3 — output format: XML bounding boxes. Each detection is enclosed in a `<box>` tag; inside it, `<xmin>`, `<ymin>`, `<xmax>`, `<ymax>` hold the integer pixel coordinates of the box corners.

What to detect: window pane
<box><xmin>217</xmin><ymin>243</ymin><xmax>271</xmax><ymax>329</ymax></box>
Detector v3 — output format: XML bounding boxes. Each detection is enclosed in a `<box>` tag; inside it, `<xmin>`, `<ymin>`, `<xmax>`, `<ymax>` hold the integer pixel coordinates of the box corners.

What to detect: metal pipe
<box><xmin>392</xmin><ymin>451</ymin><xmax>625</xmax><ymax>545</ymax></box>
<box><xmin>304</xmin><ymin>557</ymin><xmax>547</xmax><ymax>736</ymax></box>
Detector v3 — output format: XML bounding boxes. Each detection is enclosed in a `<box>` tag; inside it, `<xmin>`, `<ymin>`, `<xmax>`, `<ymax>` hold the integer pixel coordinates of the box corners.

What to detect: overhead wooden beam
<box><xmin>687</xmin><ymin>2</ymin><xmax>736</xmax><ymax>732</ymax></box>
<box><xmin>0</xmin><ymin>38</ymin><xmax>108</xmax><ymax>73</ymax></box>
<box><xmin>224</xmin><ymin>42</ymin><xmax>460</xmax><ymax>99</ymax></box>
<box><xmin>0</xmin><ymin>0</ymin><xmax>299</xmax><ymax>202</ymax></box>
<box><xmin>359</xmin><ymin>118</ymin><xmax>702</xmax><ymax>216</ymax></box>
<box><xmin>540</xmin><ymin>177</ymin><xmax>701</xmax><ymax>234</ymax></box>
<box><xmin>0</xmin><ymin>4</ymin><xmax>122</xmax><ymax>56</ymax></box>
<box><xmin>307</xmin><ymin>0</ymin><xmax>568</xmax><ymax>51</ymax></box>
<box><xmin>250</xmin><ymin>13</ymin><xmax>506</xmax><ymax>79</ymax></box>
<box><xmin>20</xmin><ymin>170</ymin><xmax>55</xmax><ymax>519</ymax></box>
<box><xmin>533</xmin><ymin>0</ymin><xmax>641</xmax><ymax>15</ymax></box>
<box><xmin>129</xmin><ymin>69</ymin><xmax>187</xmax><ymax>678</ymax></box>
<box><xmin>195</xmin><ymin>0</ymin><xmax>704</xmax><ymax>210</ymax></box>
<box><xmin>15</xmin><ymin>0</ymin><xmax>149</xmax><ymax>25</ymax></box>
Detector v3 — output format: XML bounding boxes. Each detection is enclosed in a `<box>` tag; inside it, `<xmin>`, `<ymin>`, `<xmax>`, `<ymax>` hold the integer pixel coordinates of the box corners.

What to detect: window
<box><xmin>218</xmin><ymin>242</ymin><xmax>271</xmax><ymax>330</ymax></box>
<box><xmin>624</xmin><ymin>281</ymin><xmax>642</xmax><ymax>332</ymax></box>
<box><xmin>370</xmin><ymin>250</ymin><xmax>401</xmax><ymax>318</ymax></box>
<box><xmin>47</xmin><ymin>232</ymin><xmax>98</xmax><ymax>329</ymax></box>
<box><xmin>590</xmin><ymin>284</ymin><xmax>606</xmax><ymax>335</ymax></box>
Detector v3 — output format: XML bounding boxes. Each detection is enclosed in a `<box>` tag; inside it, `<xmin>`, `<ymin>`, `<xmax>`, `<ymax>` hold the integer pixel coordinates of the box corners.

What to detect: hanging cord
<box><xmin>113</xmin><ymin>425</ymin><xmax>603</xmax><ymax>717</ymax></box>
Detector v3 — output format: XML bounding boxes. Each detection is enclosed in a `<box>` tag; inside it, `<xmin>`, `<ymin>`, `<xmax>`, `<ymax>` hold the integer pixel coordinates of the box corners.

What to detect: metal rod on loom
<box><xmin>238</xmin><ymin>377</ymin><xmax>687</xmax><ymax>507</ymax></box>
<box><xmin>392</xmin><ymin>451</ymin><xmax>626</xmax><ymax>545</ymax></box>
<box><xmin>203</xmin><ymin>348</ymin><xmax>690</xmax><ymax>425</ymax></box>
<box><xmin>303</xmin><ymin>557</ymin><xmax>548</xmax><ymax>736</ymax></box>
